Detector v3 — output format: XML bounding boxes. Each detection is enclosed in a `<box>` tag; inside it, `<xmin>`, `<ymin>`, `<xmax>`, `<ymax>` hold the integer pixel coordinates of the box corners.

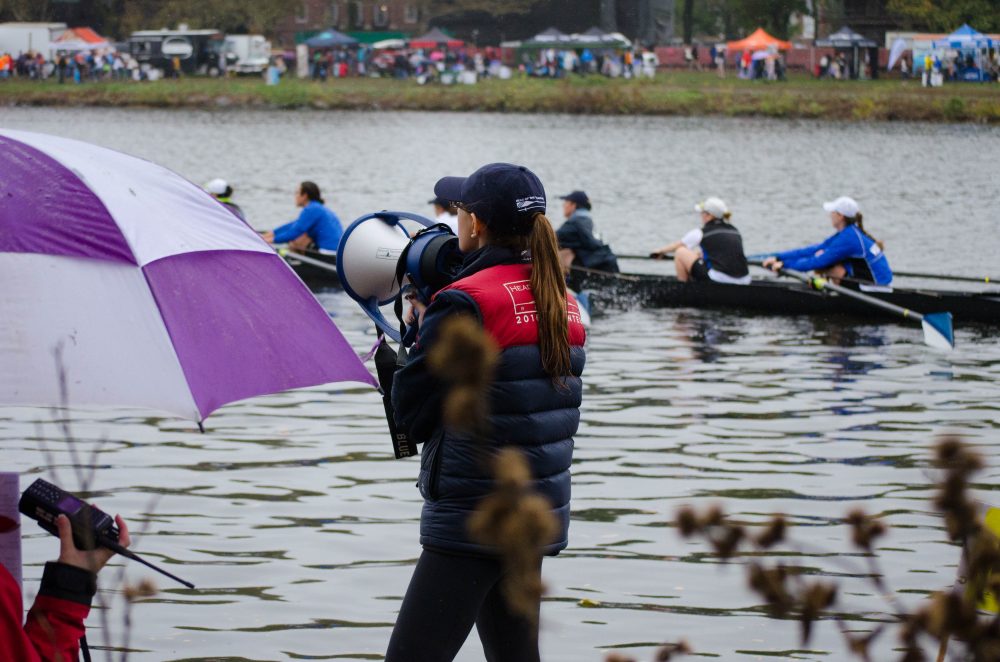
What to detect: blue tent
<box><xmin>305</xmin><ymin>29</ymin><xmax>358</xmax><ymax>48</ymax></box>
<box><xmin>932</xmin><ymin>24</ymin><xmax>994</xmax><ymax>82</ymax></box>
<box><xmin>932</xmin><ymin>24</ymin><xmax>995</xmax><ymax>49</ymax></box>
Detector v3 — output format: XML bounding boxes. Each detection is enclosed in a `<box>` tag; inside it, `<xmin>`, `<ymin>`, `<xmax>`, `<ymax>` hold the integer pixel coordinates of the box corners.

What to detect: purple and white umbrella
<box><xmin>0</xmin><ymin>129</ymin><xmax>376</xmax><ymax>422</ymax></box>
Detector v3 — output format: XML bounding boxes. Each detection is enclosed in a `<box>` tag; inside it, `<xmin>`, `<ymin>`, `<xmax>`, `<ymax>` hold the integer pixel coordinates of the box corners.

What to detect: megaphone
<box><xmin>337</xmin><ymin>211</ymin><xmax>462</xmax><ymax>343</ymax></box>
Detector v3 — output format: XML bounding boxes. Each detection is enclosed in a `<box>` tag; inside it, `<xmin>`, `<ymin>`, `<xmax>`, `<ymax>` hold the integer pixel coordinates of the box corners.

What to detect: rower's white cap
<box><xmin>204</xmin><ymin>178</ymin><xmax>229</xmax><ymax>195</ymax></box>
<box><xmin>695</xmin><ymin>196</ymin><xmax>728</xmax><ymax>219</ymax></box>
<box><xmin>822</xmin><ymin>196</ymin><xmax>859</xmax><ymax>218</ymax></box>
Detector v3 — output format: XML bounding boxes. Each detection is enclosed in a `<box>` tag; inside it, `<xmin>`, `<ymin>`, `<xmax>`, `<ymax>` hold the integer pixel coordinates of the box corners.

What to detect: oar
<box><xmin>619</xmin><ymin>252</ymin><xmax>674</xmax><ymax>261</ymax></box>
<box><xmin>745</xmin><ymin>254</ymin><xmax>996</xmax><ymax>285</ymax></box>
<box><xmin>755</xmin><ymin>262</ymin><xmax>955</xmax><ymax>350</ymax></box>
<box><xmin>278</xmin><ymin>248</ymin><xmax>339</xmax><ymax>273</ymax></box>
<box><xmin>884</xmin><ymin>270</ymin><xmax>996</xmax><ymax>284</ymax></box>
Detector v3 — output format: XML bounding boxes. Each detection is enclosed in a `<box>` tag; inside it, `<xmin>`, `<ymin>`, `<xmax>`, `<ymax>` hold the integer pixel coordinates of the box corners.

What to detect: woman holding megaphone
<box><xmin>387</xmin><ymin>164</ymin><xmax>587</xmax><ymax>662</ymax></box>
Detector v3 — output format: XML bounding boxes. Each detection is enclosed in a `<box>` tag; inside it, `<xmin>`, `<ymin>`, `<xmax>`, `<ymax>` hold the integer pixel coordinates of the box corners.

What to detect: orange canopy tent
<box><xmin>726</xmin><ymin>28</ymin><xmax>792</xmax><ymax>51</ymax></box>
<box><xmin>54</xmin><ymin>27</ymin><xmax>111</xmax><ymax>51</ymax></box>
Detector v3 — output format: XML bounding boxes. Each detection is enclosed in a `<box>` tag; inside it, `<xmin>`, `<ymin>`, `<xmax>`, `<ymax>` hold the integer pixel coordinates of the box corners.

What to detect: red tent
<box><xmin>726</xmin><ymin>28</ymin><xmax>792</xmax><ymax>51</ymax></box>
<box><xmin>409</xmin><ymin>27</ymin><xmax>464</xmax><ymax>49</ymax></box>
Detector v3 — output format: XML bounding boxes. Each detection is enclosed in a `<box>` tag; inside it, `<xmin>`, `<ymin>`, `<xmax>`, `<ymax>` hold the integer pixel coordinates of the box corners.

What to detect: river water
<box><xmin>2</xmin><ymin>108</ymin><xmax>1000</xmax><ymax>661</ymax></box>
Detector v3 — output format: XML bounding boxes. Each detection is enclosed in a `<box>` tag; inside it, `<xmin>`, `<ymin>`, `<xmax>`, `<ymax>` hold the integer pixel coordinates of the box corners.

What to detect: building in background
<box><xmin>604</xmin><ymin>0</ymin><xmax>675</xmax><ymax>45</ymax></box>
<box><xmin>819</xmin><ymin>0</ymin><xmax>899</xmax><ymax>44</ymax></box>
<box><xmin>273</xmin><ymin>0</ymin><xmax>425</xmax><ymax>49</ymax></box>
<box><xmin>274</xmin><ymin>0</ymin><xmax>678</xmax><ymax>49</ymax></box>
<box><xmin>428</xmin><ymin>0</ymin><xmax>675</xmax><ymax>47</ymax></box>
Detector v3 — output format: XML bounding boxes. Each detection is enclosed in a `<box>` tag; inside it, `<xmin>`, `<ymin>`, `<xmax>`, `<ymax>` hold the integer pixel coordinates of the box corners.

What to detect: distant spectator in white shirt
<box><xmin>429</xmin><ymin>196</ymin><xmax>459</xmax><ymax>234</ymax></box>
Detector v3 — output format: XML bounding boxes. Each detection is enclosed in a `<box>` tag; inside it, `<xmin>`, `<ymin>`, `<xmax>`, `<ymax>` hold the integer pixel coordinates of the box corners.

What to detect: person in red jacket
<box><xmin>2</xmin><ymin>512</ymin><xmax>131</xmax><ymax>661</ymax></box>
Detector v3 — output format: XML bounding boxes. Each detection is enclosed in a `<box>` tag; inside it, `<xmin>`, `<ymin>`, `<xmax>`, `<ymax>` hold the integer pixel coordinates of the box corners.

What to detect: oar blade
<box><xmin>921</xmin><ymin>312</ymin><xmax>955</xmax><ymax>351</ymax></box>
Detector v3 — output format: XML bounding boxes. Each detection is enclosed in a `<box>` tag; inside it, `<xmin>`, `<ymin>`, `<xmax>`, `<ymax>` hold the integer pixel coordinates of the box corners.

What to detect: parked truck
<box><xmin>224</xmin><ymin>34</ymin><xmax>271</xmax><ymax>74</ymax></box>
<box><xmin>128</xmin><ymin>27</ymin><xmax>226</xmax><ymax>76</ymax></box>
<box><xmin>0</xmin><ymin>22</ymin><xmax>66</xmax><ymax>58</ymax></box>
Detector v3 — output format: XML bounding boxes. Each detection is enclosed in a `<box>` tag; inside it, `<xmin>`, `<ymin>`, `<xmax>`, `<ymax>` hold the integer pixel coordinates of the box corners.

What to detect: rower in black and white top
<box><xmin>650</xmin><ymin>197</ymin><xmax>751</xmax><ymax>285</ymax></box>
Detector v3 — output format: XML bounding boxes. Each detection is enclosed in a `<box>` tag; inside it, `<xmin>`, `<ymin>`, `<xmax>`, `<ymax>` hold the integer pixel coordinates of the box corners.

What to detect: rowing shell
<box><xmin>566</xmin><ymin>267</ymin><xmax>1000</xmax><ymax>325</ymax></box>
<box><xmin>283</xmin><ymin>249</ymin><xmax>341</xmax><ymax>289</ymax></box>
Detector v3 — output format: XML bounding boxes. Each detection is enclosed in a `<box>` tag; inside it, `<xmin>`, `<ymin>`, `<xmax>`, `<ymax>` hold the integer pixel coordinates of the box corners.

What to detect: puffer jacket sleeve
<box><xmin>4</xmin><ymin>561</ymin><xmax>96</xmax><ymax>662</ymax></box>
<box><xmin>392</xmin><ymin>289</ymin><xmax>481</xmax><ymax>444</ymax></box>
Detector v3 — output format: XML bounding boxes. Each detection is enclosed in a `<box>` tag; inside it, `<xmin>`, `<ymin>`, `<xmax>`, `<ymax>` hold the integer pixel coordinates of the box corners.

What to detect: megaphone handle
<box><xmin>401</xmin><ymin>324</ymin><xmax>418</xmax><ymax>347</ymax></box>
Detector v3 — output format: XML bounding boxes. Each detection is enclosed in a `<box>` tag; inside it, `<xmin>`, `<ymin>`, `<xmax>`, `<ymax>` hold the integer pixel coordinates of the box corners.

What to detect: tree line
<box><xmin>1</xmin><ymin>0</ymin><xmax>997</xmax><ymax>44</ymax></box>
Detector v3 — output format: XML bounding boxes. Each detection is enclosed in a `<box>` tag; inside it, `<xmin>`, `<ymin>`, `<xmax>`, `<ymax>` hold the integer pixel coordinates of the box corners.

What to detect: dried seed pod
<box><xmin>702</xmin><ymin>504</ymin><xmax>725</xmax><ymax>527</ymax></box>
<box><xmin>756</xmin><ymin>515</ymin><xmax>787</xmax><ymax>549</ymax></box>
<box><xmin>427</xmin><ymin>316</ymin><xmax>499</xmax><ymax>433</ymax></box>
<box><xmin>654</xmin><ymin>639</ymin><xmax>692</xmax><ymax>661</ymax></box>
<box><xmin>675</xmin><ymin>505</ymin><xmax>699</xmax><ymax>537</ymax></box>
<box><xmin>123</xmin><ymin>578</ymin><xmax>158</xmax><ymax>602</ymax></box>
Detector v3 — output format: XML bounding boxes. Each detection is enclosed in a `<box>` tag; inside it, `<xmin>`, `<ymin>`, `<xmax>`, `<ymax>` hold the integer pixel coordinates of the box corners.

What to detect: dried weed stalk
<box><xmin>674</xmin><ymin>436</ymin><xmax>1000</xmax><ymax>661</ymax></box>
<box><xmin>30</xmin><ymin>348</ymin><xmax>164</xmax><ymax>662</ymax></box>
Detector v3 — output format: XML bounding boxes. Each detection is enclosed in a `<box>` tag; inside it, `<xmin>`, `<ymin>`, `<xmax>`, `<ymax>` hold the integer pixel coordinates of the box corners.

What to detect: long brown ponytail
<box><xmin>850</xmin><ymin>212</ymin><xmax>884</xmax><ymax>251</ymax></box>
<box><xmin>527</xmin><ymin>213</ymin><xmax>571</xmax><ymax>378</ymax></box>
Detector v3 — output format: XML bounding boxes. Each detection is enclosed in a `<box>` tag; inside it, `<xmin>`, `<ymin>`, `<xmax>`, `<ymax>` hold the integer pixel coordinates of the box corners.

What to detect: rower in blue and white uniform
<box><xmin>762</xmin><ymin>196</ymin><xmax>892</xmax><ymax>288</ymax></box>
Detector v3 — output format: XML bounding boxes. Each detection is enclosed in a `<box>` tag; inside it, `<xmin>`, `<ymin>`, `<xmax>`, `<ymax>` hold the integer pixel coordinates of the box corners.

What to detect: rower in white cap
<box><xmin>203</xmin><ymin>178</ymin><xmax>246</xmax><ymax>221</ymax></box>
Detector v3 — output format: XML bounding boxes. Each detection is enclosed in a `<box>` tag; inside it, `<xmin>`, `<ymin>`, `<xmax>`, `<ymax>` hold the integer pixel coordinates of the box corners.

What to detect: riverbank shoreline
<box><xmin>2</xmin><ymin>74</ymin><xmax>999</xmax><ymax>123</ymax></box>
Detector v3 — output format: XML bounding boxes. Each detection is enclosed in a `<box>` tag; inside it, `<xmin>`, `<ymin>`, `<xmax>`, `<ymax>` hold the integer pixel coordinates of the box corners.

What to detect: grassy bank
<box><xmin>2</xmin><ymin>73</ymin><xmax>999</xmax><ymax>123</ymax></box>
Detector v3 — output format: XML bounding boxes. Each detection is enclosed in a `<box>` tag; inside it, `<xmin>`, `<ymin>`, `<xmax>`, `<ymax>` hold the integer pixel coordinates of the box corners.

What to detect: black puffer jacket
<box><xmin>555</xmin><ymin>209</ymin><xmax>619</xmax><ymax>273</ymax></box>
<box><xmin>392</xmin><ymin>246</ymin><xmax>587</xmax><ymax>556</ymax></box>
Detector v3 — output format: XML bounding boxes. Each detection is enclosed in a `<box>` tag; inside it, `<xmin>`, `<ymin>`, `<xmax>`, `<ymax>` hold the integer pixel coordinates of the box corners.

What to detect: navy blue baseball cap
<box><xmin>433</xmin><ymin>163</ymin><xmax>546</xmax><ymax>235</ymax></box>
<box><xmin>559</xmin><ymin>190</ymin><xmax>591</xmax><ymax>209</ymax></box>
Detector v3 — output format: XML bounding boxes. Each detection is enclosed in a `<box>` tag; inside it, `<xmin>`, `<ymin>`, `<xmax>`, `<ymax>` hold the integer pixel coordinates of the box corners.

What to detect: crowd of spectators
<box><xmin>0</xmin><ymin>49</ymin><xmax>140</xmax><ymax>82</ymax></box>
<box><xmin>302</xmin><ymin>43</ymin><xmax>664</xmax><ymax>82</ymax></box>
<box><xmin>306</xmin><ymin>45</ymin><xmax>514</xmax><ymax>82</ymax></box>
<box><xmin>521</xmin><ymin>47</ymin><xmax>659</xmax><ymax>79</ymax></box>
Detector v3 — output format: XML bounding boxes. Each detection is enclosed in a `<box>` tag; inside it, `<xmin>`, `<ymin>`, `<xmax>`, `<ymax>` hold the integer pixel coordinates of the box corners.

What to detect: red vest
<box><xmin>439</xmin><ymin>263</ymin><xmax>586</xmax><ymax>349</ymax></box>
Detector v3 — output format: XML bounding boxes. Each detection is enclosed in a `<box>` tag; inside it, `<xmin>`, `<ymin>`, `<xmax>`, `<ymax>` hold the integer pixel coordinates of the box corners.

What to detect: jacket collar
<box><xmin>453</xmin><ymin>245</ymin><xmax>527</xmax><ymax>281</ymax></box>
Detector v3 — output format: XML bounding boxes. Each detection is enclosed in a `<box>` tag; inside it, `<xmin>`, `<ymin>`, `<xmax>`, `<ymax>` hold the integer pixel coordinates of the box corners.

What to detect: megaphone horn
<box><xmin>337</xmin><ymin>211</ymin><xmax>439</xmax><ymax>342</ymax></box>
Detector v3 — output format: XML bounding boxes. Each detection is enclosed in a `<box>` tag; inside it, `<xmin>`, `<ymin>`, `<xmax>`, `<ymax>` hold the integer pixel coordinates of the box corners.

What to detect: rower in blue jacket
<box><xmin>261</xmin><ymin>181</ymin><xmax>343</xmax><ymax>253</ymax></box>
<box><xmin>763</xmin><ymin>196</ymin><xmax>892</xmax><ymax>287</ymax></box>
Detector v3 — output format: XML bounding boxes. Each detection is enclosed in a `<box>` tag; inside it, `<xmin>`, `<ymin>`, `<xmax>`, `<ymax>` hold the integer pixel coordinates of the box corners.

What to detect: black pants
<box><xmin>385</xmin><ymin>548</ymin><xmax>541</xmax><ymax>662</ymax></box>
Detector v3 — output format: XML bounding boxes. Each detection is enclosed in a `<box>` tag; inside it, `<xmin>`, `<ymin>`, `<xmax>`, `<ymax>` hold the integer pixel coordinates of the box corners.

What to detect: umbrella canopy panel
<box><xmin>727</xmin><ymin>28</ymin><xmax>792</xmax><ymax>51</ymax></box>
<box><xmin>0</xmin><ymin>129</ymin><xmax>375</xmax><ymax>421</ymax></box>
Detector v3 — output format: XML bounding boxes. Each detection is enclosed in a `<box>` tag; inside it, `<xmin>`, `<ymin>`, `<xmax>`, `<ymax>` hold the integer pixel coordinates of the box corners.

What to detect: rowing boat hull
<box><xmin>284</xmin><ymin>250</ymin><xmax>341</xmax><ymax>289</ymax></box>
<box><xmin>566</xmin><ymin>268</ymin><xmax>1000</xmax><ymax>325</ymax></box>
